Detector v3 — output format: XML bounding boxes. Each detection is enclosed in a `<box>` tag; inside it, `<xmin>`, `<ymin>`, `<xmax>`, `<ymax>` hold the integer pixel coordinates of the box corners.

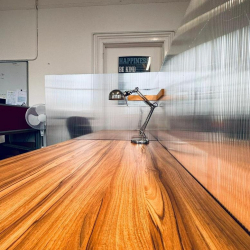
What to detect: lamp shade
<box><xmin>109</xmin><ymin>89</ymin><xmax>125</xmax><ymax>100</ymax></box>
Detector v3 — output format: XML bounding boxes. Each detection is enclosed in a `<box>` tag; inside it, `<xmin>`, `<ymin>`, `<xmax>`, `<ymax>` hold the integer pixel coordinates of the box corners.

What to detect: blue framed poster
<box><xmin>118</xmin><ymin>56</ymin><xmax>151</xmax><ymax>73</ymax></box>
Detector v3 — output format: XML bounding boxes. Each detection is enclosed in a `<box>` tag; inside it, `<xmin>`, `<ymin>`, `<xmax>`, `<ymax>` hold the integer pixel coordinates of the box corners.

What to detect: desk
<box><xmin>0</xmin><ymin>104</ymin><xmax>30</xmax><ymax>133</ymax></box>
<box><xmin>76</xmin><ymin>130</ymin><xmax>157</xmax><ymax>141</ymax></box>
<box><xmin>0</xmin><ymin>104</ymin><xmax>41</xmax><ymax>159</ymax></box>
<box><xmin>0</xmin><ymin>135</ymin><xmax>249</xmax><ymax>249</ymax></box>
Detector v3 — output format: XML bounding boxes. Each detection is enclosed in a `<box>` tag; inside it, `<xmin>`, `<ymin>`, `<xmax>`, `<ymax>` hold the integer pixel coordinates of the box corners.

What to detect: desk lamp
<box><xmin>109</xmin><ymin>87</ymin><xmax>158</xmax><ymax>144</ymax></box>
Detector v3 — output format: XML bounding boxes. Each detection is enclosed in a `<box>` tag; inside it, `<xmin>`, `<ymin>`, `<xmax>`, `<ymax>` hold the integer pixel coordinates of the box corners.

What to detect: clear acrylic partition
<box><xmin>157</xmin><ymin>0</ymin><xmax>250</xmax><ymax>230</ymax></box>
<box><xmin>45</xmin><ymin>72</ymin><xmax>160</xmax><ymax>145</ymax></box>
<box><xmin>45</xmin><ymin>0</ymin><xmax>250</xmax><ymax>231</ymax></box>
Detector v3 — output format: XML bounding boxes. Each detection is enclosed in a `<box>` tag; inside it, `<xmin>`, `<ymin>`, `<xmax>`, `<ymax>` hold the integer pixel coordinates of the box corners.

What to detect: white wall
<box><xmin>0</xmin><ymin>10</ymin><xmax>37</xmax><ymax>60</ymax></box>
<box><xmin>0</xmin><ymin>2</ymin><xmax>189</xmax><ymax>105</ymax></box>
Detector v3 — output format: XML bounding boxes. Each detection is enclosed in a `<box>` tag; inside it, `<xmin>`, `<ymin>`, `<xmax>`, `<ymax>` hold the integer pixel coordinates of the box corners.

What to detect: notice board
<box><xmin>0</xmin><ymin>62</ymin><xmax>28</xmax><ymax>102</ymax></box>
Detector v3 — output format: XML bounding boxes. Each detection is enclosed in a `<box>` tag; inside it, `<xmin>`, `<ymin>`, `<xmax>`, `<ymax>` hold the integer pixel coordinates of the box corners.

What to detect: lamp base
<box><xmin>131</xmin><ymin>135</ymin><xmax>149</xmax><ymax>144</ymax></box>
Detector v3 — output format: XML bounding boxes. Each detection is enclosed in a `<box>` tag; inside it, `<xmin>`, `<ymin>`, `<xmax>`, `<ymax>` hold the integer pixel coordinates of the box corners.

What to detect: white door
<box><xmin>104</xmin><ymin>45</ymin><xmax>163</xmax><ymax>73</ymax></box>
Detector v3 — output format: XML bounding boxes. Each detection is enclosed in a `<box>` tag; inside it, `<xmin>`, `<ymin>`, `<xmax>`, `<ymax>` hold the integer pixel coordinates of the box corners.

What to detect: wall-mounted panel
<box><xmin>0</xmin><ymin>9</ymin><xmax>37</xmax><ymax>60</ymax></box>
<box><xmin>0</xmin><ymin>62</ymin><xmax>28</xmax><ymax>101</ymax></box>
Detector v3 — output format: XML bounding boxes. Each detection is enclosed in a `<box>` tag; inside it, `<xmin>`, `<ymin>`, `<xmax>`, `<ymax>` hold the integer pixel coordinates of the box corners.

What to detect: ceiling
<box><xmin>0</xmin><ymin>0</ymin><xmax>190</xmax><ymax>10</ymax></box>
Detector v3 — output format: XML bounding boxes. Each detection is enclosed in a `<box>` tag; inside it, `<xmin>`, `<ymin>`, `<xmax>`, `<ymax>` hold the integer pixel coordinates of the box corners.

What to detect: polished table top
<box><xmin>0</xmin><ymin>135</ymin><xmax>249</xmax><ymax>249</ymax></box>
<box><xmin>76</xmin><ymin>130</ymin><xmax>157</xmax><ymax>141</ymax></box>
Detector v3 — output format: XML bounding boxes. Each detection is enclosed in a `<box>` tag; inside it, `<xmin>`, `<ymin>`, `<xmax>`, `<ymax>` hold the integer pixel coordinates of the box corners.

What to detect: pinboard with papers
<box><xmin>0</xmin><ymin>61</ymin><xmax>28</xmax><ymax>105</ymax></box>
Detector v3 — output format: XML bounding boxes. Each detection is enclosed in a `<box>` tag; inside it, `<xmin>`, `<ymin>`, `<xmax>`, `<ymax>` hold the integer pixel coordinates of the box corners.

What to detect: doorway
<box><xmin>93</xmin><ymin>31</ymin><xmax>174</xmax><ymax>74</ymax></box>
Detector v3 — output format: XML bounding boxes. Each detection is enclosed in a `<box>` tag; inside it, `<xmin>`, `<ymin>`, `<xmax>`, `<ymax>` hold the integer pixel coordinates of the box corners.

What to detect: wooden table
<box><xmin>76</xmin><ymin>130</ymin><xmax>157</xmax><ymax>141</ymax></box>
<box><xmin>0</xmin><ymin>134</ymin><xmax>249</xmax><ymax>249</ymax></box>
<box><xmin>154</xmin><ymin>130</ymin><xmax>250</xmax><ymax>231</ymax></box>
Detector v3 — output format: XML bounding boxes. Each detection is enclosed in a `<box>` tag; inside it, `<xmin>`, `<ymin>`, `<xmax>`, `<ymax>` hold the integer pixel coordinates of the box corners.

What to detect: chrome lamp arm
<box><xmin>109</xmin><ymin>87</ymin><xmax>158</xmax><ymax>144</ymax></box>
<box><xmin>123</xmin><ymin>87</ymin><xmax>158</xmax><ymax>144</ymax></box>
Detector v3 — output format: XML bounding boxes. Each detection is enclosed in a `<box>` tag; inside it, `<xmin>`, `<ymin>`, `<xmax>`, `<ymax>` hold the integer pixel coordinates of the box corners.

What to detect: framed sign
<box><xmin>118</xmin><ymin>56</ymin><xmax>151</xmax><ymax>73</ymax></box>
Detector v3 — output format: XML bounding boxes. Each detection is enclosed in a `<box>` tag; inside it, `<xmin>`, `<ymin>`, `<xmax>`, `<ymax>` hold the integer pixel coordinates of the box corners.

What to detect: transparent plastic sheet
<box><xmin>158</xmin><ymin>0</ymin><xmax>250</xmax><ymax>230</ymax></box>
<box><xmin>45</xmin><ymin>72</ymin><xmax>160</xmax><ymax>145</ymax></box>
<box><xmin>45</xmin><ymin>0</ymin><xmax>250</xmax><ymax>231</ymax></box>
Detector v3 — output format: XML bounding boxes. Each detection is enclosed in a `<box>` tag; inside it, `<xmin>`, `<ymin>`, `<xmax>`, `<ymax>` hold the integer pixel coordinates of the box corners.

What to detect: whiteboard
<box><xmin>0</xmin><ymin>62</ymin><xmax>28</xmax><ymax>101</ymax></box>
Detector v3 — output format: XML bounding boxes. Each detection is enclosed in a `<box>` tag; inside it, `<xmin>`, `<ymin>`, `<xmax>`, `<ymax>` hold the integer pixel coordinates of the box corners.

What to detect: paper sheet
<box><xmin>6</xmin><ymin>89</ymin><xmax>27</xmax><ymax>105</ymax></box>
<box><xmin>6</xmin><ymin>90</ymin><xmax>17</xmax><ymax>105</ymax></box>
<box><xmin>16</xmin><ymin>90</ymin><xmax>27</xmax><ymax>105</ymax></box>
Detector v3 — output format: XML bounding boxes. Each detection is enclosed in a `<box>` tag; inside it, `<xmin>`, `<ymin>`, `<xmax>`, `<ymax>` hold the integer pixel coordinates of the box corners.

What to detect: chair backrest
<box><xmin>66</xmin><ymin>116</ymin><xmax>92</xmax><ymax>139</ymax></box>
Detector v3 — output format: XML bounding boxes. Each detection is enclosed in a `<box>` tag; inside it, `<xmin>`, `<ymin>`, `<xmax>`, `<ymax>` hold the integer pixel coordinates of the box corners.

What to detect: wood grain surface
<box><xmin>154</xmin><ymin>130</ymin><xmax>250</xmax><ymax>231</ymax></box>
<box><xmin>76</xmin><ymin>130</ymin><xmax>157</xmax><ymax>141</ymax></box>
<box><xmin>0</xmin><ymin>138</ymin><xmax>249</xmax><ymax>249</ymax></box>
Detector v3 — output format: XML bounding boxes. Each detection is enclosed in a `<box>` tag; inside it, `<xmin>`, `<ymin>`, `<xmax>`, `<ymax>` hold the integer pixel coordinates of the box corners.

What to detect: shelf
<box><xmin>128</xmin><ymin>89</ymin><xmax>164</xmax><ymax>101</ymax></box>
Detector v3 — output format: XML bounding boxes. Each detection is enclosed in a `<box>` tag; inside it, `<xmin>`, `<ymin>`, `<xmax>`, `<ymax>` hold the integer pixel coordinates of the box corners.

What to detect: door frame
<box><xmin>93</xmin><ymin>31</ymin><xmax>174</xmax><ymax>74</ymax></box>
